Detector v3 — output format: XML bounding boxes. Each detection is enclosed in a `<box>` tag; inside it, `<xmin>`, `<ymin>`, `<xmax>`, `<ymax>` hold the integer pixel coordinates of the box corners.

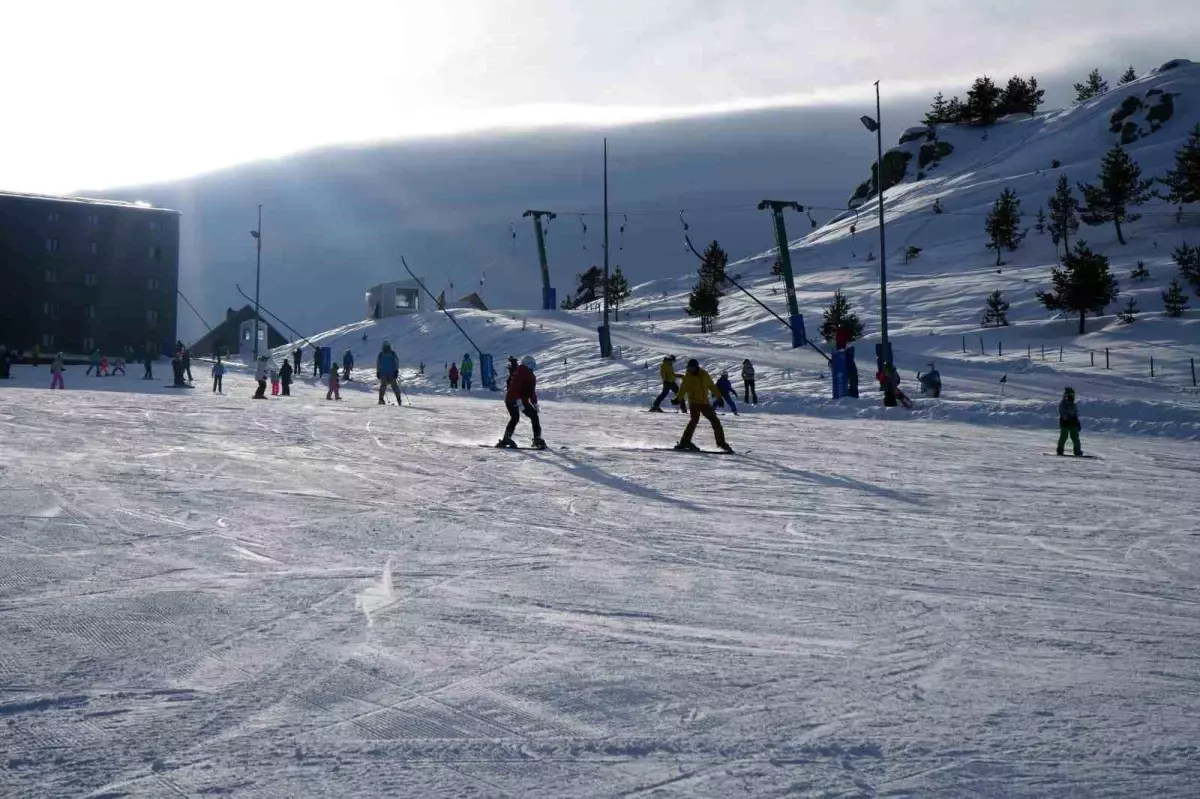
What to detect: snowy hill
<box><xmin>269</xmin><ymin>59</ymin><xmax>1200</xmax><ymax>440</ymax></box>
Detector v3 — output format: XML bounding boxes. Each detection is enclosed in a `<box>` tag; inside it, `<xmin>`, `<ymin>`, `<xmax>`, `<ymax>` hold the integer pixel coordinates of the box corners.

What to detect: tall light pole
<box><xmin>250</xmin><ymin>205</ymin><xmax>262</xmax><ymax>359</ymax></box>
<box><xmin>601</xmin><ymin>137</ymin><xmax>611</xmax><ymax>355</ymax></box>
<box><xmin>860</xmin><ymin>80</ymin><xmax>890</xmax><ymax>371</ymax></box>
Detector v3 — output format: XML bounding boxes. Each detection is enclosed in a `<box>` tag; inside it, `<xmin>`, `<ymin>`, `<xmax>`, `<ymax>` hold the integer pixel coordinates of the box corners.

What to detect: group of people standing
<box><xmin>446</xmin><ymin>354</ymin><xmax>474</xmax><ymax>390</ymax></box>
<box><xmin>648</xmin><ymin>355</ymin><xmax>749</xmax><ymax>452</ymax></box>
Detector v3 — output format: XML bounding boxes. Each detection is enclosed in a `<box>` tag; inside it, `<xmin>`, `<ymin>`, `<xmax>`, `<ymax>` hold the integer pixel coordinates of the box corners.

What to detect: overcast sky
<box><xmin>3</xmin><ymin>0</ymin><xmax>1196</xmax><ymax>193</ymax></box>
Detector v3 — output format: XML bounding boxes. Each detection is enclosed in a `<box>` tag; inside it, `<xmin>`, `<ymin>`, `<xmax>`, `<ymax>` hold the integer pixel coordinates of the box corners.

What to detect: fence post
<box><xmin>1150</xmin><ymin>356</ymin><xmax>1154</xmax><ymax>378</ymax></box>
<box><xmin>962</xmin><ymin>335</ymin><xmax>966</xmax><ymax>354</ymax></box>
<box><xmin>1090</xmin><ymin>351</ymin><xmax>1094</xmax><ymax>367</ymax></box>
<box><xmin>1041</xmin><ymin>344</ymin><xmax>1045</xmax><ymax>361</ymax></box>
<box><xmin>1059</xmin><ymin>346</ymin><xmax>1063</xmax><ymax>363</ymax></box>
<box><xmin>1192</xmin><ymin>357</ymin><xmax>1196</xmax><ymax>387</ymax></box>
<box><xmin>1105</xmin><ymin>348</ymin><xmax>1110</xmax><ymax>369</ymax></box>
<box><xmin>1027</xmin><ymin>344</ymin><xmax>1031</xmax><ymax>359</ymax></box>
<box><xmin>998</xmin><ymin>341</ymin><xmax>1003</xmax><ymax>357</ymax></box>
<box><xmin>980</xmin><ymin>336</ymin><xmax>985</xmax><ymax>355</ymax></box>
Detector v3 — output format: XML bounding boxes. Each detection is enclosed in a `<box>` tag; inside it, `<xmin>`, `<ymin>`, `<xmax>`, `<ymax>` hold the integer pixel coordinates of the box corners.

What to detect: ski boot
<box><xmin>718</xmin><ymin>443</ymin><xmax>735</xmax><ymax>453</ymax></box>
<box><xmin>531</xmin><ymin>438</ymin><xmax>547</xmax><ymax>450</ymax></box>
<box><xmin>674</xmin><ymin>440</ymin><xmax>700</xmax><ymax>452</ymax></box>
<box><xmin>648</xmin><ymin>406</ymin><xmax>664</xmax><ymax>413</ymax></box>
<box><xmin>495</xmin><ymin>438</ymin><xmax>518</xmax><ymax>448</ymax></box>
<box><xmin>378</xmin><ymin>399</ymin><xmax>386</xmax><ymax>405</ymax></box>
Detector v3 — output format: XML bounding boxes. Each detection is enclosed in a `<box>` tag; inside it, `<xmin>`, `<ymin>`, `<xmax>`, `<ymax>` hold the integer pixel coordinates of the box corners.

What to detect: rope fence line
<box><xmin>958</xmin><ymin>333</ymin><xmax>1199</xmax><ymax>386</ymax></box>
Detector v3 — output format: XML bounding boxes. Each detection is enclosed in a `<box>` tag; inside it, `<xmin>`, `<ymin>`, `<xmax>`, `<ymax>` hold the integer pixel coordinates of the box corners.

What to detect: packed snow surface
<box><xmin>1</xmin><ymin>367</ymin><xmax>1198</xmax><ymax>798</ymax></box>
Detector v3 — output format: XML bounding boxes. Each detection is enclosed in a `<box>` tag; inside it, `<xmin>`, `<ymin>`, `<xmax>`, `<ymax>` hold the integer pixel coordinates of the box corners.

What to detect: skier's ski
<box><xmin>1043</xmin><ymin>453</ymin><xmax>1100</xmax><ymax>459</ymax></box>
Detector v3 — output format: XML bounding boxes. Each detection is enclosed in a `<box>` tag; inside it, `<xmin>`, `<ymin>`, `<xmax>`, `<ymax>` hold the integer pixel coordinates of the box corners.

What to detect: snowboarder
<box><xmin>269</xmin><ymin>362</ymin><xmax>280</xmax><ymax>395</ymax></box>
<box><xmin>673</xmin><ymin>358</ymin><xmax>732</xmax><ymax>452</ymax></box>
<box><xmin>327</xmin><ymin>364</ymin><xmax>341</xmax><ymax>401</ymax></box>
<box><xmin>112</xmin><ymin>357</ymin><xmax>126</xmax><ymax>376</ymax></box>
<box><xmin>460</xmin><ymin>354</ymin><xmax>474</xmax><ymax>390</ymax></box>
<box><xmin>342</xmin><ymin>349</ymin><xmax>354</xmax><ymax>382</ymax></box>
<box><xmin>715</xmin><ymin>371</ymin><xmax>739</xmax><ymax>415</ymax></box>
<box><xmin>50</xmin><ymin>352</ymin><xmax>65</xmax><ymax>389</ymax></box>
<box><xmin>376</xmin><ymin>341</ymin><xmax>402</xmax><ymax>405</ymax></box>
<box><xmin>212</xmin><ymin>358</ymin><xmax>225</xmax><ymax>394</ymax></box>
<box><xmin>86</xmin><ymin>349</ymin><xmax>101</xmax><ymax>376</ymax></box>
<box><xmin>741</xmin><ymin>359</ymin><xmax>758</xmax><ymax>404</ymax></box>
<box><xmin>293</xmin><ymin>347</ymin><xmax>303</xmax><ymax>375</ymax></box>
<box><xmin>917</xmin><ymin>363</ymin><xmax>942</xmax><ymax>398</ymax></box>
<box><xmin>498</xmin><ymin>356</ymin><xmax>544</xmax><ymax>449</ymax></box>
<box><xmin>279</xmin><ymin>358</ymin><xmax>293</xmax><ymax>396</ymax></box>
<box><xmin>448</xmin><ymin>362</ymin><xmax>459</xmax><ymax>389</ymax></box>
<box><xmin>1057</xmin><ymin>387</ymin><xmax>1083</xmax><ymax>456</ymax></box>
<box><xmin>650</xmin><ymin>355</ymin><xmax>685</xmax><ymax>412</ymax></box>
<box><xmin>253</xmin><ymin>356</ymin><xmax>269</xmax><ymax>399</ymax></box>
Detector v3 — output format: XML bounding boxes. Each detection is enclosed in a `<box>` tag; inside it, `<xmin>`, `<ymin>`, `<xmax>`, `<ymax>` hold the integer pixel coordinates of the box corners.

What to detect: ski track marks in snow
<box><xmin>0</xmin><ymin>376</ymin><xmax>1198</xmax><ymax>797</ymax></box>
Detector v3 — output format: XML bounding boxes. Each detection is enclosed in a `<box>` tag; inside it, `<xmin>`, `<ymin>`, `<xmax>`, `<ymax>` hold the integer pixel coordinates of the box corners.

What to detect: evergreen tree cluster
<box><xmin>606</xmin><ymin>266</ymin><xmax>632</xmax><ymax>321</ymax></box>
<box><xmin>1036</xmin><ymin>241</ymin><xmax>1120</xmax><ymax>334</ymax></box>
<box><xmin>924</xmin><ymin>75</ymin><xmax>1044</xmax><ymax>125</ymax></box>
<box><xmin>1073</xmin><ymin>68</ymin><xmax>1110</xmax><ymax>103</ymax></box>
<box><xmin>1174</xmin><ymin>242</ymin><xmax>1200</xmax><ymax>297</ymax></box>
<box><xmin>1078</xmin><ymin>145</ymin><xmax>1155</xmax><ymax>245</ymax></box>
<box><xmin>1159</xmin><ymin>124</ymin><xmax>1200</xmax><ymax>207</ymax></box>
<box><xmin>985</xmin><ymin>188</ymin><xmax>1026</xmax><ymax>265</ymax></box>
<box><xmin>819</xmin><ymin>290</ymin><xmax>864</xmax><ymax>343</ymax></box>
<box><xmin>686</xmin><ymin>241</ymin><xmax>728</xmax><ymax>333</ymax></box>
<box><xmin>561</xmin><ymin>266</ymin><xmax>605</xmax><ymax>310</ymax></box>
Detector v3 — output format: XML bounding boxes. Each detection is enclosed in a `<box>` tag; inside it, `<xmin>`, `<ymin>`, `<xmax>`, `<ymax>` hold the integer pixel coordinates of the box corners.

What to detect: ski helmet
<box><xmin>687</xmin><ymin>358</ymin><xmax>700</xmax><ymax>370</ymax></box>
<box><xmin>521</xmin><ymin>355</ymin><xmax>537</xmax><ymax>372</ymax></box>
<box><xmin>382</xmin><ymin>341</ymin><xmax>391</xmax><ymax>350</ymax></box>
<box><xmin>720</xmin><ymin>371</ymin><xmax>728</xmax><ymax>378</ymax></box>
<box><xmin>1064</xmin><ymin>386</ymin><xmax>1075</xmax><ymax>396</ymax></box>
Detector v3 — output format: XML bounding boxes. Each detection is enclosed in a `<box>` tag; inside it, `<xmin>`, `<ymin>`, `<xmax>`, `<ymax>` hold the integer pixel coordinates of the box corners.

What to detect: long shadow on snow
<box><xmin>536</xmin><ymin>450</ymin><xmax>704</xmax><ymax>512</ymax></box>
<box><xmin>738</xmin><ymin>454</ymin><xmax>921</xmax><ymax>505</ymax></box>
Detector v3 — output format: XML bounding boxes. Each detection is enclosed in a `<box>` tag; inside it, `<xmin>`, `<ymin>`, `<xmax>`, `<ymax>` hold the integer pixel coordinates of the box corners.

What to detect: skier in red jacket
<box><xmin>497</xmin><ymin>356</ymin><xmax>545</xmax><ymax>449</ymax></box>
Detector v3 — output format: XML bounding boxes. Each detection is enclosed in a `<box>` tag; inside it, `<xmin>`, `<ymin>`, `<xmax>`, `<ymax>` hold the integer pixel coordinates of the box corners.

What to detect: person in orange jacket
<box><xmin>672</xmin><ymin>358</ymin><xmax>732</xmax><ymax>452</ymax></box>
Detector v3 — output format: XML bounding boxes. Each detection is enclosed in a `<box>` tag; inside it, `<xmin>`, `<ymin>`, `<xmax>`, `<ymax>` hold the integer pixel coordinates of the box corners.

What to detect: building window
<box><xmin>149</xmin><ymin>246</ymin><xmax>162</xmax><ymax>260</ymax></box>
<box><xmin>86</xmin><ymin>305</ymin><xmax>96</xmax><ymax>320</ymax></box>
<box><xmin>45</xmin><ymin>237</ymin><xmax>60</xmax><ymax>252</ymax></box>
<box><xmin>41</xmin><ymin>333</ymin><xmax>54</xmax><ymax>349</ymax></box>
<box><xmin>149</xmin><ymin>219</ymin><xmax>159</xmax><ymax>231</ymax></box>
<box><xmin>146</xmin><ymin>309</ymin><xmax>159</xmax><ymax>326</ymax></box>
<box><xmin>84</xmin><ymin>271</ymin><xmax>98</xmax><ymax>287</ymax></box>
<box><xmin>90</xmin><ymin>242</ymin><xmax>99</xmax><ymax>255</ymax></box>
<box><xmin>44</xmin><ymin>268</ymin><xmax>57</xmax><ymax>282</ymax></box>
<box><xmin>83</xmin><ymin>336</ymin><xmax>95</xmax><ymax>351</ymax></box>
<box><xmin>47</xmin><ymin>211</ymin><xmax>60</xmax><ymax>223</ymax></box>
<box><xmin>43</xmin><ymin>302</ymin><xmax>59</xmax><ymax>318</ymax></box>
<box><xmin>87</xmin><ymin>213</ymin><xmax>100</xmax><ymax>228</ymax></box>
<box><xmin>147</xmin><ymin>276</ymin><xmax>161</xmax><ymax>291</ymax></box>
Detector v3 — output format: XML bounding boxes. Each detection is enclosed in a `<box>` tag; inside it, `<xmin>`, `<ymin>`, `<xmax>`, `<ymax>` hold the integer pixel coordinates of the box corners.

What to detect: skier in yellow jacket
<box><xmin>672</xmin><ymin>358</ymin><xmax>733</xmax><ymax>452</ymax></box>
<box><xmin>649</xmin><ymin>355</ymin><xmax>686</xmax><ymax>413</ymax></box>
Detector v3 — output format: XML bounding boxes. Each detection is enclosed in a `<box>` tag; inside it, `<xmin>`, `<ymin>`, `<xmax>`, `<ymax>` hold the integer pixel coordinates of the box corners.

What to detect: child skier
<box><xmin>279</xmin><ymin>358</ymin><xmax>293</xmax><ymax>396</ymax></box>
<box><xmin>50</xmin><ymin>353</ymin><xmax>65</xmax><ymax>389</ymax></box>
<box><xmin>99</xmin><ymin>355</ymin><xmax>110</xmax><ymax>377</ymax></box>
<box><xmin>650</xmin><ymin>355</ymin><xmax>685</xmax><ymax>412</ymax></box>
<box><xmin>342</xmin><ymin>349</ymin><xmax>354</xmax><ymax>382</ymax></box>
<box><xmin>715</xmin><ymin>371</ymin><xmax>739</xmax><ymax>415</ymax></box>
<box><xmin>112</xmin><ymin>357</ymin><xmax>126</xmax><ymax>376</ymax></box>
<box><xmin>1057</xmin><ymin>387</ymin><xmax>1083</xmax><ymax>456</ymax></box>
<box><xmin>673</xmin><ymin>358</ymin><xmax>732</xmax><ymax>452</ymax></box>
<box><xmin>212</xmin><ymin>358</ymin><xmax>225</xmax><ymax>394</ymax></box>
<box><xmin>448</xmin><ymin>362</ymin><xmax>459</xmax><ymax>389</ymax></box>
<box><xmin>498</xmin><ymin>356</ymin><xmax>544</xmax><ymax>449</ymax></box>
<box><xmin>327</xmin><ymin>364</ymin><xmax>341</xmax><ymax>400</ymax></box>
<box><xmin>269</xmin><ymin>362</ymin><xmax>280</xmax><ymax>395</ymax></box>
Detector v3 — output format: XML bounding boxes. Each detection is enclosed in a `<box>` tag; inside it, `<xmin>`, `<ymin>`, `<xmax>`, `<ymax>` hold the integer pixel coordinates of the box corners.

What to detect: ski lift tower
<box><xmin>522</xmin><ymin>209</ymin><xmax>557</xmax><ymax>310</ymax></box>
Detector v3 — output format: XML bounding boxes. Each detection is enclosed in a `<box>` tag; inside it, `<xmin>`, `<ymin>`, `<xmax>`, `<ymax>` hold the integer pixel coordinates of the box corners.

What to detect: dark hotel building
<box><xmin>0</xmin><ymin>190</ymin><xmax>180</xmax><ymax>358</ymax></box>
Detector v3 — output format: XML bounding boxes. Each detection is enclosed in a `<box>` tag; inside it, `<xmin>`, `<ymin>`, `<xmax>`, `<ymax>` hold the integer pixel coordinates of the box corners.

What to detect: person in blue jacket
<box><xmin>376</xmin><ymin>341</ymin><xmax>402</xmax><ymax>405</ymax></box>
<box><xmin>715</xmin><ymin>371</ymin><xmax>739</xmax><ymax>415</ymax></box>
<box><xmin>342</xmin><ymin>349</ymin><xmax>354</xmax><ymax>382</ymax></box>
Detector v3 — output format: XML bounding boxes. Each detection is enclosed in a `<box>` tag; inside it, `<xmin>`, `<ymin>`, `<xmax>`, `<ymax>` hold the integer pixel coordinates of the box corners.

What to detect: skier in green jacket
<box><xmin>1056</xmin><ymin>387</ymin><xmax>1083</xmax><ymax>456</ymax></box>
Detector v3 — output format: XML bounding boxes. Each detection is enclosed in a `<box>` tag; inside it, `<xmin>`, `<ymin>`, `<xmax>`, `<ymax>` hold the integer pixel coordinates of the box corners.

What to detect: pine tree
<box><xmin>1025</xmin><ymin>76</ymin><xmax>1046</xmax><ymax>116</ymax></box>
<box><xmin>819</xmin><ymin>290</ymin><xmax>864</xmax><ymax>342</ymax></box>
<box><xmin>998</xmin><ymin>76</ymin><xmax>1029</xmax><ymax>117</ymax></box>
<box><xmin>1073</xmin><ymin>68</ymin><xmax>1109</xmax><ymax>103</ymax></box>
<box><xmin>562</xmin><ymin>265</ymin><xmax>604</xmax><ymax>309</ymax></box>
<box><xmin>1163</xmin><ymin>279</ymin><xmax>1190</xmax><ymax>316</ymax></box>
<box><xmin>966</xmin><ymin>75</ymin><xmax>1002</xmax><ymax>124</ymax></box>
<box><xmin>985</xmin><ymin>188</ymin><xmax>1025</xmax><ymax>265</ymax></box>
<box><xmin>606</xmin><ymin>266</ymin><xmax>632</xmax><ymax>321</ymax></box>
<box><xmin>1159</xmin><ymin>124</ymin><xmax>1200</xmax><ymax>207</ymax></box>
<box><xmin>1174</xmin><ymin>242</ymin><xmax>1200</xmax><ymax>296</ymax></box>
<box><xmin>1036</xmin><ymin>240</ymin><xmax>1120</xmax><ymax>333</ymax></box>
<box><xmin>1130</xmin><ymin>260</ymin><xmax>1150</xmax><ymax>281</ymax></box>
<box><xmin>686</xmin><ymin>241</ymin><xmax>728</xmax><ymax>332</ymax></box>
<box><xmin>1035</xmin><ymin>206</ymin><xmax>1047</xmax><ymax>234</ymax></box>
<box><xmin>924</xmin><ymin>92</ymin><xmax>949</xmax><ymax>125</ymax></box>
<box><xmin>945</xmin><ymin>96</ymin><xmax>965</xmax><ymax>123</ymax></box>
<box><xmin>1079</xmin><ymin>145</ymin><xmax>1154</xmax><ymax>245</ymax></box>
<box><xmin>982</xmin><ymin>289</ymin><xmax>1010</xmax><ymax>326</ymax></box>
<box><xmin>1047</xmin><ymin>174</ymin><xmax>1081</xmax><ymax>252</ymax></box>
<box><xmin>1119</xmin><ymin>66</ymin><xmax>1138</xmax><ymax>85</ymax></box>
<box><xmin>1118</xmin><ymin>296</ymin><xmax>1138</xmax><ymax>323</ymax></box>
